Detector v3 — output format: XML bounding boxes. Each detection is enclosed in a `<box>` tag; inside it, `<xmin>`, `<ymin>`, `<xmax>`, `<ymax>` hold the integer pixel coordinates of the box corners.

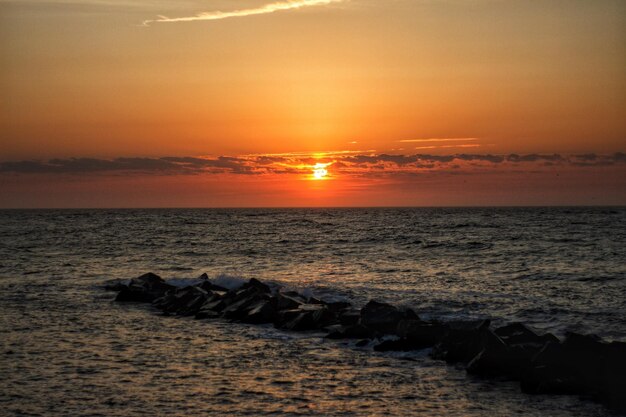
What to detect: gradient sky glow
<box><xmin>1</xmin><ymin>0</ymin><xmax>625</xmax><ymax>207</ymax></box>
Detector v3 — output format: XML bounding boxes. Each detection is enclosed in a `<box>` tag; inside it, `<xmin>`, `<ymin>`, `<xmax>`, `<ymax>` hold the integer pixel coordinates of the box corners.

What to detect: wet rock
<box><xmin>152</xmin><ymin>285</ymin><xmax>209</xmax><ymax>316</ymax></box>
<box><xmin>465</xmin><ymin>329</ymin><xmax>512</xmax><ymax>377</ymax></box>
<box><xmin>360</xmin><ymin>300</ymin><xmax>415</xmax><ymax>334</ymax></box>
<box><xmin>114</xmin><ymin>273</ymin><xmax>175</xmax><ymax>303</ymax></box>
<box><xmin>324</xmin><ymin>301</ymin><xmax>352</xmax><ymax>313</ymax></box>
<box><xmin>243</xmin><ymin>299</ymin><xmax>277</xmax><ymax>324</ymax></box>
<box><xmin>222</xmin><ymin>291</ymin><xmax>269</xmax><ymax>320</ymax></box>
<box><xmin>520</xmin><ymin>332</ymin><xmax>624</xmax><ymax>406</ymax></box>
<box><xmin>273</xmin><ymin>309</ymin><xmax>303</xmax><ymax>328</ymax></box>
<box><xmin>195</xmin><ymin>309</ymin><xmax>220</xmax><ymax>320</ymax></box>
<box><xmin>275</xmin><ymin>292</ymin><xmax>306</xmax><ymax>311</ymax></box>
<box><xmin>338</xmin><ymin>309</ymin><xmax>361</xmax><ymax>326</ymax></box>
<box><xmin>103</xmin><ymin>279</ymin><xmax>127</xmax><ymax>292</ymax></box>
<box><xmin>603</xmin><ymin>341</ymin><xmax>626</xmax><ymax>412</ymax></box>
<box><xmin>326</xmin><ymin>324</ymin><xmax>377</xmax><ymax>340</ymax></box>
<box><xmin>431</xmin><ymin>319</ymin><xmax>491</xmax><ymax>363</ymax></box>
<box><xmin>396</xmin><ymin>320</ymin><xmax>447</xmax><ymax>347</ymax></box>
<box><xmin>240</xmin><ymin>278</ymin><xmax>271</xmax><ymax>294</ymax></box>
<box><xmin>374</xmin><ymin>338</ymin><xmax>429</xmax><ymax>352</ymax></box>
<box><xmin>281</xmin><ymin>305</ymin><xmax>336</xmax><ymax>331</ymax></box>
<box><xmin>495</xmin><ymin>322</ymin><xmax>558</xmax><ymax>347</ymax></box>
<box><xmin>197</xmin><ymin>280</ymin><xmax>228</xmax><ymax>293</ymax></box>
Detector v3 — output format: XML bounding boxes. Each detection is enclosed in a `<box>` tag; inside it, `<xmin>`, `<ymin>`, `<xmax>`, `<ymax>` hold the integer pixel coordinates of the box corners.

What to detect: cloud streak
<box><xmin>2</xmin><ymin>153</ymin><xmax>625</xmax><ymax>177</ymax></box>
<box><xmin>142</xmin><ymin>0</ymin><xmax>344</xmax><ymax>26</ymax></box>
<box><xmin>399</xmin><ymin>138</ymin><xmax>479</xmax><ymax>143</ymax></box>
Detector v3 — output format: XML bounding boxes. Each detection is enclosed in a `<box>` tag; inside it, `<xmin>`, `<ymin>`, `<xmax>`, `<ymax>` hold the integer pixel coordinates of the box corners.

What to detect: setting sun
<box><xmin>312</xmin><ymin>163</ymin><xmax>330</xmax><ymax>180</ymax></box>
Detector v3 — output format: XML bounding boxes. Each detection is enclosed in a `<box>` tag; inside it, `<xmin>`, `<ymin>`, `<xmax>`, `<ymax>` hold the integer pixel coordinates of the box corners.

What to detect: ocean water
<box><xmin>0</xmin><ymin>207</ymin><xmax>625</xmax><ymax>416</ymax></box>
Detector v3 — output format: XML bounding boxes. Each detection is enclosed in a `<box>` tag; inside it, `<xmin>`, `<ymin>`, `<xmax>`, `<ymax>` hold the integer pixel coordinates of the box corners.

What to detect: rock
<box><xmin>360</xmin><ymin>300</ymin><xmax>414</xmax><ymax>334</ymax></box>
<box><xmin>280</xmin><ymin>305</ymin><xmax>337</xmax><ymax>331</ymax></box>
<box><xmin>431</xmin><ymin>319</ymin><xmax>491</xmax><ymax>363</ymax></box>
<box><xmin>324</xmin><ymin>301</ymin><xmax>352</xmax><ymax>313</ymax></box>
<box><xmin>338</xmin><ymin>309</ymin><xmax>361</xmax><ymax>326</ymax></box>
<box><xmin>374</xmin><ymin>338</ymin><xmax>429</xmax><ymax>352</ymax></box>
<box><xmin>152</xmin><ymin>286</ymin><xmax>209</xmax><ymax>316</ymax></box>
<box><xmin>356</xmin><ymin>339</ymin><xmax>370</xmax><ymax>347</ymax></box>
<box><xmin>326</xmin><ymin>324</ymin><xmax>377</xmax><ymax>340</ymax></box>
<box><xmin>520</xmin><ymin>333</ymin><xmax>613</xmax><ymax>400</ymax></box>
<box><xmin>273</xmin><ymin>309</ymin><xmax>303</xmax><ymax>328</ymax></box>
<box><xmin>115</xmin><ymin>286</ymin><xmax>153</xmax><ymax>302</ymax></box>
<box><xmin>240</xmin><ymin>278</ymin><xmax>271</xmax><ymax>294</ymax></box>
<box><xmin>103</xmin><ymin>280</ymin><xmax>127</xmax><ymax>292</ymax></box>
<box><xmin>495</xmin><ymin>322</ymin><xmax>558</xmax><ymax>347</ymax></box>
<box><xmin>308</xmin><ymin>297</ymin><xmax>324</xmax><ymax>305</ymax></box>
<box><xmin>465</xmin><ymin>329</ymin><xmax>513</xmax><ymax>377</ymax></box>
<box><xmin>243</xmin><ymin>299</ymin><xmax>277</xmax><ymax>324</ymax></box>
<box><xmin>197</xmin><ymin>280</ymin><xmax>229</xmax><ymax>293</ymax></box>
<box><xmin>222</xmin><ymin>291</ymin><xmax>269</xmax><ymax>320</ymax></box>
<box><xmin>195</xmin><ymin>309</ymin><xmax>220</xmax><ymax>320</ymax></box>
<box><xmin>275</xmin><ymin>292</ymin><xmax>306</xmax><ymax>311</ymax></box>
<box><xmin>193</xmin><ymin>292</ymin><xmax>227</xmax><ymax>318</ymax></box>
<box><xmin>114</xmin><ymin>273</ymin><xmax>176</xmax><ymax>303</ymax></box>
<box><xmin>396</xmin><ymin>320</ymin><xmax>447</xmax><ymax>347</ymax></box>
<box><xmin>520</xmin><ymin>341</ymin><xmax>582</xmax><ymax>395</ymax></box>
<box><xmin>602</xmin><ymin>341</ymin><xmax>626</xmax><ymax>412</ymax></box>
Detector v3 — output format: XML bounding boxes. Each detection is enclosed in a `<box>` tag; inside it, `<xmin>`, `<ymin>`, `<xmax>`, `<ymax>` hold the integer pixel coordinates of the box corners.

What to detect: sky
<box><xmin>1</xmin><ymin>0</ymin><xmax>625</xmax><ymax>207</ymax></box>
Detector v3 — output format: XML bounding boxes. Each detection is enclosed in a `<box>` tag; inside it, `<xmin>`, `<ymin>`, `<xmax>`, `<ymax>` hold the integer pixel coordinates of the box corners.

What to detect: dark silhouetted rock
<box><xmin>103</xmin><ymin>280</ymin><xmax>127</xmax><ymax>292</ymax></box>
<box><xmin>198</xmin><ymin>280</ymin><xmax>228</xmax><ymax>293</ymax></box>
<box><xmin>222</xmin><ymin>291</ymin><xmax>269</xmax><ymax>320</ymax></box>
<box><xmin>324</xmin><ymin>301</ymin><xmax>352</xmax><ymax>313</ymax></box>
<box><xmin>431</xmin><ymin>319</ymin><xmax>491</xmax><ymax>363</ymax></box>
<box><xmin>152</xmin><ymin>285</ymin><xmax>209</xmax><ymax>316</ymax></box>
<box><xmin>465</xmin><ymin>329</ymin><xmax>512</xmax><ymax>377</ymax></box>
<box><xmin>495</xmin><ymin>322</ymin><xmax>558</xmax><ymax>347</ymax></box>
<box><xmin>396</xmin><ymin>320</ymin><xmax>447</xmax><ymax>347</ymax></box>
<box><xmin>280</xmin><ymin>305</ymin><xmax>336</xmax><ymax>331</ymax></box>
<box><xmin>241</xmin><ymin>278</ymin><xmax>271</xmax><ymax>294</ymax></box>
<box><xmin>360</xmin><ymin>300</ymin><xmax>413</xmax><ymax>334</ymax></box>
<box><xmin>114</xmin><ymin>273</ymin><xmax>176</xmax><ymax>303</ymax></box>
<box><xmin>195</xmin><ymin>309</ymin><xmax>220</xmax><ymax>320</ymax></box>
<box><xmin>275</xmin><ymin>292</ymin><xmax>306</xmax><ymax>311</ymax></box>
<box><xmin>243</xmin><ymin>299</ymin><xmax>277</xmax><ymax>324</ymax></box>
<box><xmin>374</xmin><ymin>338</ymin><xmax>430</xmax><ymax>352</ymax></box>
<box><xmin>520</xmin><ymin>332</ymin><xmax>626</xmax><ymax>410</ymax></box>
<box><xmin>326</xmin><ymin>324</ymin><xmax>377</xmax><ymax>340</ymax></box>
<box><xmin>338</xmin><ymin>309</ymin><xmax>361</xmax><ymax>326</ymax></box>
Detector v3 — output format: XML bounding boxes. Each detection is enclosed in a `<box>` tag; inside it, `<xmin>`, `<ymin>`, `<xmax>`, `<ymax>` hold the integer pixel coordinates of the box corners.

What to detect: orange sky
<box><xmin>1</xmin><ymin>0</ymin><xmax>625</xmax><ymax>207</ymax></box>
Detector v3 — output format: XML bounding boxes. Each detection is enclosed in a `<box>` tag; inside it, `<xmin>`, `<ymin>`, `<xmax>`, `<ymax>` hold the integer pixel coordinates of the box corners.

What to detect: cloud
<box><xmin>1</xmin><ymin>152</ymin><xmax>625</xmax><ymax>177</ymax></box>
<box><xmin>142</xmin><ymin>0</ymin><xmax>345</xmax><ymax>26</ymax></box>
<box><xmin>399</xmin><ymin>138</ymin><xmax>479</xmax><ymax>143</ymax></box>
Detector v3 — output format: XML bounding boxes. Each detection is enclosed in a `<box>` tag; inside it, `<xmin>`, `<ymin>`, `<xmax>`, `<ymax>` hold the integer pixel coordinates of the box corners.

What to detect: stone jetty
<box><xmin>104</xmin><ymin>272</ymin><xmax>626</xmax><ymax>413</ymax></box>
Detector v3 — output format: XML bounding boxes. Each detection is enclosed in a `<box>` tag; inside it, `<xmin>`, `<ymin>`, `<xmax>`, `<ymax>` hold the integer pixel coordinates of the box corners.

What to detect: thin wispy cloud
<box><xmin>399</xmin><ymin>138</ymin><xmax>479</xmax><ymax>143</ymax></box>
<box><xmin>142</xmin><ymin>0</ymin><xmax>345</xmax><ymax>26</ymax></box>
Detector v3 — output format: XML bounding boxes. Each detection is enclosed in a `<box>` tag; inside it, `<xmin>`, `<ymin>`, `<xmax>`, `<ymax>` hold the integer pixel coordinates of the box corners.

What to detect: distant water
<box><xmin>1</xmin><ymin>208</ymin><xmax>624</xmax><ymax>416</ymax></box>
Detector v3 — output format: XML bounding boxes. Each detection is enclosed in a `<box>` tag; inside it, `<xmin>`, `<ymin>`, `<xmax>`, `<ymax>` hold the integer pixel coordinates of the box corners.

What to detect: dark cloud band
<box><xmin>1</xmin><ymin>152</ymin><xmax>624</xmax><ymax>176</ymax></box>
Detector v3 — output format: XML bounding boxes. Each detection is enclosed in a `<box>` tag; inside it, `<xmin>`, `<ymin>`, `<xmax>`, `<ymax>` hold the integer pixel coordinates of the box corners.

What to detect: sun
<box><xmin>312</xmin><ymin>163</ymin><xmax>330</xmax><ymax>180</ymax></box>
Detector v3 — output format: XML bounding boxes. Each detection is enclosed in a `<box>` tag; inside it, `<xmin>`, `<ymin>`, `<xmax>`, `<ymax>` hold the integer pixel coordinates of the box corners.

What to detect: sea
<box><xmin>1</xmin><ymin>207</ymin><xmax>625</xmax><ymax>416</ymax></box>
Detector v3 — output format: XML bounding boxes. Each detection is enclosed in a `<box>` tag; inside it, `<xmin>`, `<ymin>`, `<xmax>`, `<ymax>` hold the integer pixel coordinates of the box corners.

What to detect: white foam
<box><xmin>212</xmin><ymin>274</ymin><xmax>248</xmax><ymax>290</ymax></box>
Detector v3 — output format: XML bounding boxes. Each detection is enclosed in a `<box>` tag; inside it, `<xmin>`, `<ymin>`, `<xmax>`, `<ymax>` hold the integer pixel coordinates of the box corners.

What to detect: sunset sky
<box><xmin>1</xmin><ymin>0</ymin><xmax>625</xmax><ymax>207</ymax></box>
